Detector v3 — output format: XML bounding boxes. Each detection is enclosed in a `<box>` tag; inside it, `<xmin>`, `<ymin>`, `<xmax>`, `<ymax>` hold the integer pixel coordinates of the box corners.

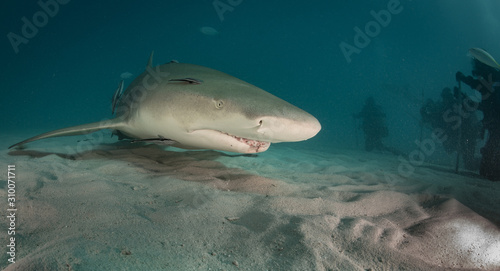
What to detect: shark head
<box><xmin>127</xmin><ymin>63</ymin><xmax>321</xmax><ymax>153</ymax></box>
<box><xmin>181</xmin><ymin>83</ymin><xmax>321</xmax><ymax>153</ymax></box>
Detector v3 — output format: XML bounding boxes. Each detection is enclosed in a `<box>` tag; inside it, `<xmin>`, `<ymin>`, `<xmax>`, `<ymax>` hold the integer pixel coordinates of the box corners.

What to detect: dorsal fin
<box><xmin>146</xmin><ymin>51</ymin><xmax>154</xmax><ymax>69</ymax></box>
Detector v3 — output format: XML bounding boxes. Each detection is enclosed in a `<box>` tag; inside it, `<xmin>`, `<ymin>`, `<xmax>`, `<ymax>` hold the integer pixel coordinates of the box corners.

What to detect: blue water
<box><xmin>1</xmin><ymin>0</ymin><xmax>499</xmax><ymax>155</ymax></box>
<box><xmin>2</xmin><ymin>2</ymin><xmax>500</xmax><ymax>270</ymax></box>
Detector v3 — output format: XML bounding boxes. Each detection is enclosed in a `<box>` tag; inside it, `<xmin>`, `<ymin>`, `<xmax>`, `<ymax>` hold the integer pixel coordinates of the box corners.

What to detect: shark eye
<box><xmin>215</xmin><ymin>99</ymin><xmax>224</xmax><ymax>109</ymax></box>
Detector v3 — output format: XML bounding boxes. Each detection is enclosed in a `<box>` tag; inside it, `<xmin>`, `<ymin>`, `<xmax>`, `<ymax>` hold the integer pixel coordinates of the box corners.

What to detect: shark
<box><xmin>9</xmin><ymin>53</ymin><xmax>321</xmax><ymax>153</ymax></box>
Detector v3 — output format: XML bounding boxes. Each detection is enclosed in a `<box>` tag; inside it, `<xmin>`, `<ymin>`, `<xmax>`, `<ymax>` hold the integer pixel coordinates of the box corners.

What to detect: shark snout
<box><xmin>256</xmin><ymin>115</ymin><xmax>321</xmax><ymax>143</ymax></box>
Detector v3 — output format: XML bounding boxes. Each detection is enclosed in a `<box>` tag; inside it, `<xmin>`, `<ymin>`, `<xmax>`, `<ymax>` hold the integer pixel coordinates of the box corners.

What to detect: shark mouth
<box><xmin>187</xmin><ymin>129</ymin><xmax>271</xmax><ymax>153</ymax></box>
<box><xmin>222</xmin><ymin>132</ymin><xmax>271</xmax><ymax>152</ymax></box>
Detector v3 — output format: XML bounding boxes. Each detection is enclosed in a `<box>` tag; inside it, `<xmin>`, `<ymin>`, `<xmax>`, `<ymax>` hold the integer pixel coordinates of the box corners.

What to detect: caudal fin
<box><xmin>9</xmin><ymin>119</ymin><xmax>125</xmax><ymax>149</ymax></box>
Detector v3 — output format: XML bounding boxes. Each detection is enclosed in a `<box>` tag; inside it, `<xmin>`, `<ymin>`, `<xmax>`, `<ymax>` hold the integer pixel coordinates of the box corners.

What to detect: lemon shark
<box><xmin>9</xmin><ymin>53</ymin><xmax>321</xmax><ymax>153</ymax></box>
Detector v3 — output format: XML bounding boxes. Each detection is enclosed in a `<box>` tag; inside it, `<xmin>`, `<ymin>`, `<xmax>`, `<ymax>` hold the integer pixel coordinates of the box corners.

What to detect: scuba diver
<box><xmin>420</xmin><ymin>87</ymin><xmax>481</xmax><ymax>170</ymax></box>
<box><xmin>353</xmin><ymin>97</ymin><xmax>389</xmax><ymax>152</ymax></box>
<box><xmin>456</xmin><ymin>48</ymin><xmax>500</xmax><ymax>181</ymax></box>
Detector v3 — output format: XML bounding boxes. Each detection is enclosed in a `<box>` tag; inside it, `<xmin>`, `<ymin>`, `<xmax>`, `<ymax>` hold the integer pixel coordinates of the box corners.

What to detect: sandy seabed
<box><xmin>1</xmin><ymin>132</ymin><xmax>499</xmax><ymax>271</ymax></box>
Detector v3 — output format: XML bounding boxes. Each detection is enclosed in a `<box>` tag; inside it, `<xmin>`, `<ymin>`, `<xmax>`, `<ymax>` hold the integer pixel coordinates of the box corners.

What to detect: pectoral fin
<box><xmin>9</xmin><ymin>119</ymin><xmax>125</xmax><ymax>149</ymax></box>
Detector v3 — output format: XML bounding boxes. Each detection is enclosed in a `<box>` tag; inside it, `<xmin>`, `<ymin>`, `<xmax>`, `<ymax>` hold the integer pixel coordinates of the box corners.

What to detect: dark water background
<box><xmin>1</xmin><ymin>0</ymin><xmax>499</xmax><ymax>161</ymax></box>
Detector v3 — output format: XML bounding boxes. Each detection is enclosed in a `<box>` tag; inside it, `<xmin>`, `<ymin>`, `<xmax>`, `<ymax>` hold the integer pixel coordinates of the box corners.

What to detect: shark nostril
<box><xmin>259</xmin><ymin>120</ymin><xmax>263</xmax><ymax>126</ymax></box>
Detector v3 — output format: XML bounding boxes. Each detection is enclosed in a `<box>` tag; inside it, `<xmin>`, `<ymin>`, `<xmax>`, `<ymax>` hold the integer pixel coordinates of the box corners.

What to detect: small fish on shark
<box><xmin>130</xmin><ymin>135</ymin><xmax>176</xmax><ymax>145</ymax></box>
<box><xmin>111</xmin><ymin>80</ymin><xmax>124</xmax><ymax>115</ymax></box>
<box><xmin>9</xmin><ymin>52</ymin><xmax>321</xmax><ymax>153</ymax></box>
<box><xmin>169</xmin><ymin>78</ymin><xmax>203</xmax><ymax>84</ymax></box>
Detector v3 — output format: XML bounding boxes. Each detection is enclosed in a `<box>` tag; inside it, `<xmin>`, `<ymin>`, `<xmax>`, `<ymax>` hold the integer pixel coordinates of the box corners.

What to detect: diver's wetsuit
<box><xmin>457</xmin><ymin>60</ymin><xmax>500</xmax><ymax>181</ymax></box>
<box><xmin>354</xmin><ymin>97</ymin><xmax>388</xmax><ymax>152</ymax></box>
<box><xmin>420</xmin><ymin>88</ymin><xmax>481</xmax><ymax>171</ymax></box>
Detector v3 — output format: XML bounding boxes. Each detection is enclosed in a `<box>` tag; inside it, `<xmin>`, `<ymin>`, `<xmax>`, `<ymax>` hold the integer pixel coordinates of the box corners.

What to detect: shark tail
<box><xmin>8</xmin><ymin>118</ymin><xmax>125</xmax><ymax>149</ymax></box>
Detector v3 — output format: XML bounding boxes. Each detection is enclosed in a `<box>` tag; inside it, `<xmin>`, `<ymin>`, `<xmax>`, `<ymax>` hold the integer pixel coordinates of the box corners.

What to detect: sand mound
<box><xmin>1</xmin><ymin>135</ymin><xmax>499</xmax><ymax>270</ymax></box>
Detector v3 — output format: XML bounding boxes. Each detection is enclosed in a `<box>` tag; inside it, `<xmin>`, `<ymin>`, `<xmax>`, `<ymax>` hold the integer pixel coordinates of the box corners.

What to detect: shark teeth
<box><xmin>223</xmin><ymin>132</ymin><xmax>270</xmax><ymax>150</ymax></box>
